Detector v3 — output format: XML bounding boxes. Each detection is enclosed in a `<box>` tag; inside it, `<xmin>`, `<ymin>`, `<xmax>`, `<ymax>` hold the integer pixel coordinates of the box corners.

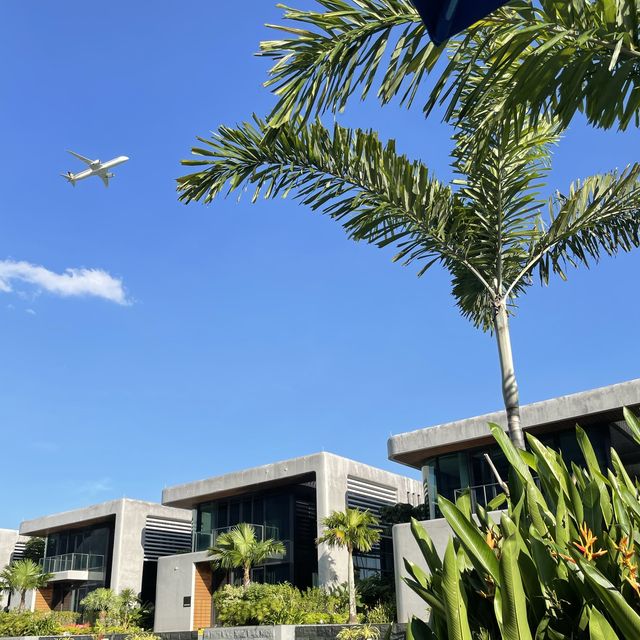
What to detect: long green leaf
<box><xmin>579</xmin><ymin>559</ymin><xmax>640</xmax><ymax>639</ymax></box>
<box><xmin>442</xmin><ymin>540</ymin><xmax>472</xmax><ymax>640</ymax></box>
<box><xmin>438</xmin><ymin>496</ymin><xmax>500</xmax><ymax>584</ymax></box>
<box><xmin>498</xmin><ymin>534</ymin><xmax>533</xmax><ymax>640</ymax></box>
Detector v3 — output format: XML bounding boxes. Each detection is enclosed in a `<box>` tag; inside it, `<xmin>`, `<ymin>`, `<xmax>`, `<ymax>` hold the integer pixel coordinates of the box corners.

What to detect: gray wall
<box><xmin>154</xmin><ymin>551</ymin><xmax>209</xmax><ymax>632</ymax></box>
<box><xmin>393</xmin><ymin>514</ymin><xmax>502</xmax><ymax>623</ymax></box>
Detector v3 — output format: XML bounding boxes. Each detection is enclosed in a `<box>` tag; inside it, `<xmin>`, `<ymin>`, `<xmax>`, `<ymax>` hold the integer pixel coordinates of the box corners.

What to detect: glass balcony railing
<box><xmin>193</xmin><ymin>524</ymin><xmax>282</xmax><ymax>553</ymax></box>
<box><xmin>454</xmin><ymin>482</ymin><xmax>505</xmax><ymax>511</ymax></box>
<box><xmin>40</xmin><ymin>553</ymin><xmax>105</xmax><ymax>575</ymax></box>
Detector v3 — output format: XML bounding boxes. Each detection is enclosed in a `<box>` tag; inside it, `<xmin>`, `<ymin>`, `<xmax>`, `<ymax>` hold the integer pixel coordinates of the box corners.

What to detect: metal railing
<box><xmin>454</xmin><ymin>482</ymin><xmax>505</xmax><ymax>510</ymax></box>
<box><xmin>193</xmin><ymin>524</ymin><xmax>281</xmax><ymax>553</ymax></box>
<box><xmin>40</xmin><ymin>553</ymin><xmax>104</xmax><ymax>574</ymax></box>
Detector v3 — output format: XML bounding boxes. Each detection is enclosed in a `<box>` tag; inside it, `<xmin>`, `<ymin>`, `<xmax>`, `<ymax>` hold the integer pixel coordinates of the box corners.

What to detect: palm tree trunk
<box><xmin>347</xmin><ymin>548</ymin><xmax>357</xmax><ymax>624</ymax></box>
<box><xmin>19</xmin><ymin>589</ymin><xmax>26</xmax><ymax>611</ymax></box>
<box><xmin>242</xmin><ymin>564</ymin><xmax>251</xmax><ymax>591</ymax></box>
<box><xmin>494</xmin><ymin>301</ymin><xmax>526</xmax><ymax>450</ymax></box>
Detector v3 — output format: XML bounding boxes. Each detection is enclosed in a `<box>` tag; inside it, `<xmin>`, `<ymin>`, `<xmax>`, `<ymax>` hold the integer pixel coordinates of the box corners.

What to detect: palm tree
<box><xmin>177</xmin><ymin>105</ymin><xmax>640</xmax><ymax>449</ymax></box>
<box><xmin>117</xmin><ymin>587</ymin><xmax>140</xmax><ymax>629</ymax></box>
<box><xmin>258</xmin><ymin>0</ymin><xmax>640</xmax><ymax>133</ymax></box>
<box><xmin>80</xmin><ymin>587</ymin><xmax>120</xmax><ymax>628</ymax></box>
<box><xmin>0</xmin><ymin>559</ymin><xmax>51</xmax><ymax>610</ymax></box>
<box><xmin>207</xmin><ymin>523</ymin><xmax>286</xmax><ymax>591</ymax></box>
<box><xmin>317</xmin><ymin>508</ymin><xmax>380</xmax><ymax>624</ymax></box>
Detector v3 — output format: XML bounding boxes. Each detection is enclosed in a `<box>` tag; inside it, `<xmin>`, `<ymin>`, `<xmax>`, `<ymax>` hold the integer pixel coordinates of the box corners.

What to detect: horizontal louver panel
<box><xmin>11</xmin><ymin>540</ymin><xmax>26</xmax><ymax>562</ymax></box>
<box><xmin>144</xmin><ymin>516</ymin><xmax>192</xmax><ymax>561</ymax></box>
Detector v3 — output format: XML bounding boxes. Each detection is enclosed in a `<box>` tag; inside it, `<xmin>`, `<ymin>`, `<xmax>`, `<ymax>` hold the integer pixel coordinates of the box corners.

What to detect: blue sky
<box><xmin>1</xmin><ymin>1</ymin><xmax>639</xmax><ymax>529</ymax></box>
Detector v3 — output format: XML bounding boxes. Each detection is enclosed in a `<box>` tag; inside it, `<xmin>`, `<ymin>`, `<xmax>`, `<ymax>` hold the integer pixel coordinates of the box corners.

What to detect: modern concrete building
<box><xmin>18</xmin><ymin>498</ymin><xmax>191</xmax><ymax>613</ymax></box>
<box><xmin>154</xmin><ymin>452</ymin><xmax>422</xmax><ymax>632</ymax></box>
<box><xmin>387</xmin><ymin>378</ymin><xmax>640</xmax><ymax>622</ymax></box>
<box><xmin>0</xmin><ymin>528</ymin><xmax>30</xmax><ymax>610</ymax></box>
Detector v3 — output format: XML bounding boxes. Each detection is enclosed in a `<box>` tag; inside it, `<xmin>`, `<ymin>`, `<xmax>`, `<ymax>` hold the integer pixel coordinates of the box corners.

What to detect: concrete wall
<box><xmin>0</xmin><ymin>528</ymin><xmax>18</xmax><ymax>609</ymax></box>
<box><xmin>393</xmin><ymin>515</ymin><xmax>502</xmax><ymax>623</ymax></box>
<box><xmin>154</xmin><ymin>551</ymin><xmax>209</xmax><ymax>632</ymax></box>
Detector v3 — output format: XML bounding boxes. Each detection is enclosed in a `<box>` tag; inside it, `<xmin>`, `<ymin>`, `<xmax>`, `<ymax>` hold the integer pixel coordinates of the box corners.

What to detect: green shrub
<box><xmin>0</xmin><ymin>610</ymin><xmax>78</xmax><ymax>636</ymax></box>
<box><xmin>406</xmin><ymin>409</ymin><xmax>640</xmax><ymax>639</ymax></box>
<box><xmin>212</xmin><ymin>583</ymin><xmax>349</xmax><ymax>626</ymax></box>
<box><xmin>126</xmin><ymin>632</ymin><xmax>161</xmax><ymax>640</ymax></box>
<box><xmin>364</xmin><ymin>601</ymin><xmax>395</xmax><ymax>624</ymax></box>
<box><xmin>336</xmin><ymin>624</ymin><xmax>380</xmax><ymax>640</ymax></box>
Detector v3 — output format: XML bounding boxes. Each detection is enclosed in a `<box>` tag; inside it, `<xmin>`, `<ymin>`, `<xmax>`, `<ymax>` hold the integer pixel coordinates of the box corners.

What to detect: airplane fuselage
<box><xmin>68</xmin><ymin>155</ymin><xmax>129</xmax><ymax>182</ymax></box>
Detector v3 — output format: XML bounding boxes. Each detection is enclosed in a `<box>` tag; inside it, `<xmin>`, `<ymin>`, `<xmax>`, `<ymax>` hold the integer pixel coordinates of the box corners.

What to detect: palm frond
<box><xmin>260</xmin><ymin>0</ymin><xmax>438</xmax><ymax>126</ymax></box>
<box><xmin>431</xmin><ymin>0</ymin><xmax>640</xmax><ymax>131</ymax></box>
<box><xmin>530</xmin><ymin>165</ymin><xmax>640</xmax><ymax>287</ymax></box>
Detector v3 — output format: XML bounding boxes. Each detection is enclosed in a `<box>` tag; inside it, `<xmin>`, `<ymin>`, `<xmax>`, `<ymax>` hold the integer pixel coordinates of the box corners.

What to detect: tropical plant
<box><xmin>0</xmin><ymin>559</ymin><xmax>51</xmax><ymax>611</ymax></box>
<box><xmin>207</xmin><ymin>523</ymin><xmax>286</xmax><ymax>591</ymax></box>
<box><xmin>22</xmin><ymin>538</ymin><xmax>45</xmax><ymax>563</ymax></box>
<box><xmin>404</xmin><ymin>407</ymin><xmax>640</xmax><ymax>638</ymax></box>
<box><xmin>337</xmin><ymin>623</ymin><xmax>381</xmax><ymax>640</ymax></box>
<box><xmin>0</xmin><ymin>610</ymin><xmax>78</xmax><ymax>637</ymax></box>
<box><xmin>178</xmin><ymin>103</ymin><xmax>640</xmax><ymax>449</ymax></box>
<box><xmin>317</xmin><ymin>508</ymin><xmax>380</xmax><ymax>623</ymax></box>
<box><xmin>79</xmin><ymin>587</ymin><xmax>120</xmax><ymax>628</ymax></box>
<box><xmin>212</xmin><ymin>582</ymin><xmax>349</xmax><ymax>625</ymax></box>
<box><xmin>258</xmin><ymin>0</ymin><xmax>640</xmax><ymax>135</ymax></box>
<box><xmin>118</xmin><ymin>587</ymin><xmax>142</xmax><ymax>630</ymax></box>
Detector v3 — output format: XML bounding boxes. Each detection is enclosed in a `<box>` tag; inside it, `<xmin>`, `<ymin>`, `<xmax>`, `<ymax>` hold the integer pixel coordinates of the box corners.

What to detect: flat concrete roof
<box><xmin>162</xmin><ymin>451</ymin><xmax>420</xmax><ymax>509</ymax></box>
<box><xmin>388</xmin><ymin>378</ymin><xmax>640</xmax><ymax>469</ymax></box>
<box><xmin>20</xmin><ymin>498</ymin><xmax>190</xmax><ymax>536</ymax></box>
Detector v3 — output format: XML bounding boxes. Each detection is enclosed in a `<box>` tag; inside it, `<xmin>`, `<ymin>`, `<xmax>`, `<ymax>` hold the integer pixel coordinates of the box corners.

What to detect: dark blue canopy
<box><xmin>411</xmin><ymin>0</ymin><xmax>509</xmax><ymax>45</ymax></box>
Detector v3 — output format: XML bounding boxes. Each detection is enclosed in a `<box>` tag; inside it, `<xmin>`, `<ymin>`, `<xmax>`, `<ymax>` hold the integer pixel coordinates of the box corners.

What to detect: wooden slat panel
<box><xmin>192</xmin><ymin>563</ymin><xmax>212</xmax><ymax>630</ymax></box>
<box><xmin>35</xmin><ymin>586</ymin><xmax>54</xmax><ymax>612</ymax></box>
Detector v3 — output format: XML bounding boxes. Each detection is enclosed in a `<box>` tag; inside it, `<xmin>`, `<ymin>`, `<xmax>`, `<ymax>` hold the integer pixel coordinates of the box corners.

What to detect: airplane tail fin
<box><xmin>60</xmin><ymin>172</ymin><xmax>76</xmax><ymax>187</ymax></box>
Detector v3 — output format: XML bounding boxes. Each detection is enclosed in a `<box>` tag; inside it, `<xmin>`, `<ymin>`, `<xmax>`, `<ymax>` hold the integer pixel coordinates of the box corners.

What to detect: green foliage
<box><xmin>336</xmin><ymin>623</ymin><xmax>381</xmax><ymax>640</ymax></box>
<box><xmin>178</xmin><ymin>114</ymin><xmax>640</xmax><ymax>332</ymax></box>
<box><xmin>357</xmin><ymin>574</ymin><xmax>395</xmax><ymax>609</ymax></box>
<box><xmin>259</xmin><ymin>0</ymin><xmax>640</xmax><ymax>134</ymax></box>
<box><xmin>125</xmin><ymin>633</ymin><xmax>161</xmax><ymax>640</ymax></box>
<box><xmin>379</xmin><ymin>503</ymin><xmax>428</xmax><ymax>525</ymax></box>
<box><xmin>22</xmin><ymin>538</ymin><xmax>45</xmax><ymax>563</ymax></box>
<box><xmin>212</xmin><ymin>583</ymin><xmax>349</xmax><ymax>626</ymax></box>
<box><xmin>0</xmin><ymin>610</ymin><xmax>78</xmax><ymax>637</ymax></box>
<box><xmin>365</xmin><ymin>601</ymin><xmax>396</xmax><ymax>624</ymax></box>
<box><xmin>0</xmin><ymin>559</ymin><xmax>52</xmax><ymax>610</ymax></box>
<box><xmin>319</xmin><ymin>509</ymin><xmax>381</xmax><ymax>553</ymax></box>
<box><xmin>208</xmin><ymin>523</ymin><xmax>287</xmax><ymax>589</ymax></box>
<box><xmin>79</xmin><ymin>587</ymin><xmax>147</xmax><ymax>630</ymax></box>
<box><xmin>406</xmin><ymin>409</ymin><xmax>640</xmax><ymax>638</ymax></box>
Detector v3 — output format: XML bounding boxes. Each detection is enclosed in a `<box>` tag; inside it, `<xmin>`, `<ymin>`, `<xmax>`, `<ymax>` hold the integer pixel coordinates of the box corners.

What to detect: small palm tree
<box><xmin>0</xmin><ymin>559</ymin><xmax>51</xmax><ymax>610</ymax></box>
<box><xmin>317</xmin><ymin>508</ymin><xmax>380</xmax><ymax>624</ymax></box>
<box><xmin>80</xmin><ymin>587</ymin><xmax>120</xmax><ymax>628</ymax></box>
<box><xmin>208</xmin><ymin>523</ymin><xmax>286</xmax><ymax>591</ymax></box>
<box><xmin>117</xmin><ymin>587</ymin><xmax>140</xmax><ymax>629</ymax></box>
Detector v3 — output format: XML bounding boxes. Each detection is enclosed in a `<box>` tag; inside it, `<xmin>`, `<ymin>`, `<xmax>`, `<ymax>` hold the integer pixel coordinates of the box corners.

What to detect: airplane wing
<box><xmin>100</xmin><ymin>174</ymin><xmax>110</xmax><ymax>188</ymax></box>
<box><xmin>68</xmin><ymin>150</ymin><xmax>98</xmax><ymax>166</ymax></box>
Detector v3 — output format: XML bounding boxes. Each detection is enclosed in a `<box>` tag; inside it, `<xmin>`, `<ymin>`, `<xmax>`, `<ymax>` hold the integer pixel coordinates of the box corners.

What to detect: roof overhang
<box><xmin>387</xmin><ymin>379</ymin><xmax>640</xmax><ymax>469</ymax></box>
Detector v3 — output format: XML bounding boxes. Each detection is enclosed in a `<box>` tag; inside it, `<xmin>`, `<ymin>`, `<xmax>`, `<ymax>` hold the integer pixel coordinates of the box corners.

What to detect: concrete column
<box><xmin>110</xmin><ymin>500</ymin><xmax>147</xmax><ymax>594</ymax></box>
<box><xmin>315</xmin><ymin>454</ymin><xmax>349</xmax><ymax>587</ymax></box>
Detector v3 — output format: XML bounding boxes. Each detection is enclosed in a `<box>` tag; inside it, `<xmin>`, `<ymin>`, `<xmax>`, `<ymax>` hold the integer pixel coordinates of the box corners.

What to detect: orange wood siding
<box><xmin>193</xmin><ymin>563</ymin><xmax>213</xmax><ymax>629</ymax></box>
<box><xmin>35</xmin><ymin>586</ymin><xmax>54</xmax><ymax>611</ymax></box>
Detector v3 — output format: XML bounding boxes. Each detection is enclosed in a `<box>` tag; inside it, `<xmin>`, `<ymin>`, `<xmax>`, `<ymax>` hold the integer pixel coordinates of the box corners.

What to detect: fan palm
<box><xmin>178</xmin><ymin>104</ymin><xmax>640</xmax><ymax>448</ymax></box>
<box><xmin>317</xmin><ymin>508</ymin><xmax>380</xmax><ymax>623</ymax></box>
<box><xmin>0</xmin><ymin>559</ymin><xmax>51</xmax><ymax>610</ymax></box>
<box><xmin>259</xmin><ymin>0</ymin><xmax>640</xmax><ymax>133</ymax></box>
<box><xmin>207</xmin><ymin>523</ymin><xmax>286</xmax><ymax>591</ymax></box>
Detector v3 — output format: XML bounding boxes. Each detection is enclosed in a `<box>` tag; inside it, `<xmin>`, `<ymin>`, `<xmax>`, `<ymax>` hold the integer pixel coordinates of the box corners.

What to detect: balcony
<box><xmin>193</xmin><ymin>524</ymin><xmax>287</xmax><ymax>561</ymax></box>
<box><xmin>454</xmin><ymin>482</ymin><xmax>505</xmax><ymax>511</ymax></box>
<box><xmin>40</xmin><ymin>553</ymin><xmax>105</xmax><ymax>582</ymax></box>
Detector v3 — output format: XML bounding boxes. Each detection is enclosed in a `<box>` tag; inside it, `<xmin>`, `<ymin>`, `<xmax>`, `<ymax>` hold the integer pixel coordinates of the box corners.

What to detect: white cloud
<box><xmin>0</xmin><ymin>260</ymin><xmax>129</xmax><ymax>305</ymax></box>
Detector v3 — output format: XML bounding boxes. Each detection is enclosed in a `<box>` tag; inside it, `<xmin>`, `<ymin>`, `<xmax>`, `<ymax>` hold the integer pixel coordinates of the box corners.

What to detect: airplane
<box><xmin>61</xmin><ymin>150</ymin><xmax>129</xmax><ymax>187</ymax></box>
